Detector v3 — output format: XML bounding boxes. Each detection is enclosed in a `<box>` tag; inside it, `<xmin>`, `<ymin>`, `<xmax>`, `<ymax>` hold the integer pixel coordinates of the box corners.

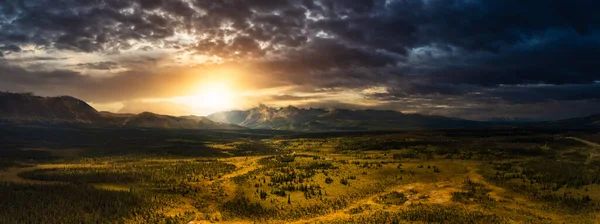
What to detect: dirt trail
<box><xmin>465</xmin><ymin>166</ymin><xmax>524</xmax><ymax>202</ymax></box>
<box><xmin>567</xmin><ymin>137</ymin><xmax>600</xmax><ymax>148</ymax></box>
<box><xmin>292</xmin><ymin>164</ymin><xmax>521</xmax><ymax>224</ymax></box>
<box><xmin>567</xmin><ymin>137</ymin><xmax>600</xmax><ymax>163</ymax></box>
<box><xmin>0</xmin><ymin>157</ymin><xmax>267</xmax><ymax>223</ymax></box>
<box><xmin>219</xmin><ymin>156</ymin><xmax>266</xmax><ymax>181</ymax></box>
<box><xmin>151</xmin><ymin>156</ymin><xmax>268</xmax><ymax>221</ymax></box>
<box><xmin>0</xmin><ymin>156</ymin><xmax>265</xmax><ymax>185</ymax></box>
<box><xmin>188</xmin><ymin>156</ymin><xmax>266</xmax><ymax>223</ymax></box>
<box><xmin>0</xmin><ymin>166</ymin><xmax>46</xmax><ymax>184</ymax></box>
<box><xmin>290</xmin><ymin>182</ymin><xmax>437</xmax><ymax>224</ymax></box>
<box><xmin>291</xmin><ymin>172</ymin><xmax>474</xmax><ymax>224</ymax></box>
<box><xmin>466</xmin><ymin>165</ymin><xmax>567</xmax><ymax>222</ymax></box>
<box><xmin>213</xmin><ymin>156</ymin><xmax>266</xmax><ymax>203</ymax></box>
<box><xmin>0</xmin><ymin>164</ymin><xmax>108</xmax><ymax>184</ymax></box>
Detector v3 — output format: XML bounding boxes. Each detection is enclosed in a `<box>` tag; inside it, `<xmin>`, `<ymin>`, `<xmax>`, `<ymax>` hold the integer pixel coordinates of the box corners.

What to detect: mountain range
<box><xmin>208</xmin><ymin>105</ymin><xmax>600</xmax><ymax>131</ymax></box>
<box><xmin>2</xmin><ymin>92</ymin><xmax>600</xmax><ymax>131</ymax></box>
<box><xmin>0</xmin><ymin>92</ymin><xmax>242</xmax><ymax>130</ymax></box>
<box><xmin>207</xmin><ymin>104</ymin><xmax>486</xmax><ymax>130</ymax></box>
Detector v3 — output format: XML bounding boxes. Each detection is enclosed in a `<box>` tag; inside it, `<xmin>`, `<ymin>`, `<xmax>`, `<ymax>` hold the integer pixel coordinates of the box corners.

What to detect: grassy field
<box><xmin>0</xmin><ymin>124</ymin><xmax>599</xmax><ymax>223</ymax></box>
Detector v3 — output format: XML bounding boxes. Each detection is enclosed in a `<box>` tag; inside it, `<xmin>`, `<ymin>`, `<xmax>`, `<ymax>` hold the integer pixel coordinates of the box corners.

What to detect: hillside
<box><xmin>0</xmin><ymin>92</ymin><xmax>101</xmax><ymax>123</ymax></box>
<box><xmin>208</xmin><ymin>105</ymin><xmax>485</xmax><ymax>130</ymax></box>
<box><xmin>4</xmin><ymin>92</ymin><xmax>599</xmax><ymax>131</ymax></box>
<box><xmin>120</xmin><ymin>112</ymin><xmax>243</xmax><ymax>129</ymax></box>
<box><xmin>0</xmin><ymin>92</ymin><xmax>243</xmax><ymax>130</ymax></box>
<box><xmin>547</xmin><ymin>113</ymin><xmax>600</xmax><ymax>127</ymax></box>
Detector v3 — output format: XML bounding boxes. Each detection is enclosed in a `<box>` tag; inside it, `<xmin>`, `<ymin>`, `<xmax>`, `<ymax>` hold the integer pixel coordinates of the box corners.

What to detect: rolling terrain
<box><xmin>208</xmin><ymin>104</ymin><xmax>485</xmax><ymax>130</ymax></box>
<box><xmin>1</xmin><ymin>125</ymin><xmax>600</xmax><ymax>223</ymax></box>
<box><xmin>209</xmin><ymin>105</ymin><xmax>600</xmax><ymax>131</ymax></box>
<box><xmin>2</xmin><ymin>92</ymin><xmax>600</xmax><ymax>223</ymax></box>
<box><xmin>0</xmin><ymin>92</ymin><xmax>243</xmax><ymax>130</ymax></box>
<box><xmin>3</xmin><ymin>91</ymin><xmax>600</xmax><ymax>131</ymax></box>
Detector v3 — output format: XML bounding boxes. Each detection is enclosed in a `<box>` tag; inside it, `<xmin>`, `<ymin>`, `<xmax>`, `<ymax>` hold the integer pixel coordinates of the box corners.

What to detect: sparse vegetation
<box><xmin>1</xmin><ymin>125</ymin><xmax>599</xmax><ymax>223</ymax></box>
<box><xmin>376</xmin><ymin>191</ymin><xmax>408</xmax><ymax>205</ymax></box>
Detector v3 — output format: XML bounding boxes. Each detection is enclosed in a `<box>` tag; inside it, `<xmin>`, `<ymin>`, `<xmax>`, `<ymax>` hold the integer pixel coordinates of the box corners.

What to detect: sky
<box><xmin>1</xmin><ymin>0</ymin><xmax>599</xmax><ymax>120</ymax></box>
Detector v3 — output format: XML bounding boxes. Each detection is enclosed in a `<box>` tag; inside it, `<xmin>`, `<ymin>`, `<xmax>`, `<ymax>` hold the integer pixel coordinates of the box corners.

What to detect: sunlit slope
<box><xmin>209</xmin><ymin>105</ymin><xmax>484</xmax><ymax>130</ymax></box>
<box><xmin>0</xmin><ymin>92</ymin><xmax>243</xmax><ymax>130</ymax></box>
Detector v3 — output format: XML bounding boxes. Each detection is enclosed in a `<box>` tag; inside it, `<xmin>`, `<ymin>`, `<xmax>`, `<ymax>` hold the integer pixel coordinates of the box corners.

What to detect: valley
<box><xmin>2</xmin><ymin>1</ymin><xmax>599</xmax><ymax>223</ymax></box>
<box><xmin>1</xmin><ymin>124</ymin><xmax>599</xmax><ymax>223</ymax></box>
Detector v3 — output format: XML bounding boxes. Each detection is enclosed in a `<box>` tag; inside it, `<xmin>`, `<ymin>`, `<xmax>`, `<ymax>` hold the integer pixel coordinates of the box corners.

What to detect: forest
<box><xmin>0</xmin><ymin>124</ymin><xmax>599</xmax><ymax>223</ymax></box>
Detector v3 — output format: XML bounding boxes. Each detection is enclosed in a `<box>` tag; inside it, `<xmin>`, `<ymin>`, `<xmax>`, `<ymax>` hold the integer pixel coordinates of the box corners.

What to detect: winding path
<box><xmin>566</xmin><ymin>137</ymin><xmax>600</xmax><ymax>163</ymax></box>
<box><xmin>567</xmin><ymin>137</ymin><xmax>600</xmax><ymax>148</ymax></box>
<box><xmin>187</xmin><ymin>156</ymin><xmax>266</xmax><ymax>223</ymax></box>
<box><xmin>289</xmin><ymin>165</ymin><xmax>505</xmax><ymax>224</ymax></box>
<box><xmin>0</xmin><ymin>164</ymin><xmax>107</xmax><ymax>184</ymax></box>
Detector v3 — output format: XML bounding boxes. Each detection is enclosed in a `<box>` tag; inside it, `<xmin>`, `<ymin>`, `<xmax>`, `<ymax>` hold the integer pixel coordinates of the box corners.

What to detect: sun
<box><xmin>197</xmin><ymin>83</ymin><xmax>234</xmax><ymax>110</ymax></box>
<box><xmin>173</xmin><ymin>82</ymin><xmax>236</xmax><ymax>114</ymax></box>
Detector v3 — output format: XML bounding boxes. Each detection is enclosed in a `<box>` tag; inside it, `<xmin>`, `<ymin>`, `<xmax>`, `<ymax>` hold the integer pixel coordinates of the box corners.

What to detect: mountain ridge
<box><xmin>2</xmin><ymin>92</ymin><xmax>600</xmax><ymax>131</ymax></box>
<box><xmin>0</xmin><ymin>92</ymin><xmax>243</xmax><ymax>130</ymax></box>
<box><xmin>208</xmin><ymin>105</ymin><xmax>483</xmax><ymax>131</ymax></box>
<box><xmin>209</xmin><ymin>105</ymin><xmax>600</xmax><ymax>130</ymax></box>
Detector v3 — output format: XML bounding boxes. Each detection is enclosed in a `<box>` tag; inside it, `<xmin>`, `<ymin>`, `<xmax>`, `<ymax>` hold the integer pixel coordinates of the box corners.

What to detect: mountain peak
<box><xmin>280</xmin><ymin>105</ymin><xmax>301</xmax><ymax>112</ymax></box>
<box><xmin>207</xmin><ymin>105</ymin><xmax>482</xmax><ymax>130</ymax></box>
<box><xmin>284</xmin><ymin>105</ymin><xmax>299</xmax><ymax>109</ymax></box>
<box><xmin>0</xmin><ymin>91</ymin><xmax>100</xmax><ymax>123</ymax></box>
<box><xmin>138</xmin><ymin>111</ymin><xmax>157</xmax><ymax>116</ymax></box>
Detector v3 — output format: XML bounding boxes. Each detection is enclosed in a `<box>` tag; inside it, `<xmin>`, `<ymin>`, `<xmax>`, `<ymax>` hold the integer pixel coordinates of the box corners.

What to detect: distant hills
<box><xmin>209</xmin><ymin>105</ymin><xmax>600</xmax><ymax>131</ymax></box>
<box><xmin>208</xmin><ymin>104</ymin><xmax>485</xmax><ymax>130</ymax></box>
<box><xmin>0</xmin><ymin>92</ymin><xmax>243</xmax><ymax>130</ymax></box>
<box><xmin>547</xmin><ymin>113</ymin><xmax>600</xmax><ymax>128</ymax></box>
<box><xmin>2</xmin><ymin>92</ymin><xmax>600</xmax><ymax>131</ymax></box>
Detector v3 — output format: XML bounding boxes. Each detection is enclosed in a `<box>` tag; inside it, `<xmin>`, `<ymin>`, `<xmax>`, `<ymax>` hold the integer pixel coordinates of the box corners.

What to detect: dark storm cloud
<box><xmin>256</xmin><ymin>38</ymin><xmax>400</xmax><ymax>89</ymax></box>
<box><xmin>0</xmin><ymin>0</ymin><xmax>179</xmax><ymax>52</ymax></box>
<box><xmin>312</xmin><ymin>1</ymin><xmax>421</xmax><ymax>55</ymax></box>
<box><xmin>77</xmin><ymin>61</ymin><xmax>120</xmax><ymax>70</ymax></box>
<box><xmin>188</xmin><ymin>0</ymin><xmax>310</xmax><ymax>57</ymax></box>
<box><xmin>489</xmin><ymin>84</ymin><xmax>600</xmax><ymax>104</ymax></box>
<box><xmin>8</xmin><ymin>56</ymin><xmax>69</xmax><ymax>62</ymax></box>
<box><xmin>307</xmin><ymin>0</ymin><xmax>600</xmax><ymax>86</ymax></box>
<box><xmin>1</xmin><ymin>0</ymin><xmax>600</xmax><ymax>119</ymax></box>
<box><xmin>265</xmin><ymin>38</ymin><xmax>398</xmax><ymax>71</ymax></box>
<box><xmin>0</xmin><ymin>62</ymin><xmax>87</xmax><ymax>86</ymax></box>
<box><xmin>411</xmin><ymin>31</ymin><xmax>600</xmax><ymax>87</ymax></box>
<box><xmin>305</xmin><ymin>0</ymin><xmax>600</xmax><ymax>119</ymax></box>
<box><xmin>0</xmin><ymin>44</ymin><xmax>21</xmax><ymax>52</ymax></box>
<box><xmin>294</xmin><ymin>100</ymin><xmax>373</xmax><ymax>111</ymax></box>
<box><xmin>0</xmin><ymin>44</ymin><xmax>21</xmax><ymax>57</ymax></box>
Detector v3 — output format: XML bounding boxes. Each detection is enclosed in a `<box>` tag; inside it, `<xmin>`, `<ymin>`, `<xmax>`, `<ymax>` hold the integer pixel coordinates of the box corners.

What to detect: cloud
<box><xmin>1</xmin><ymin>0</ymin><xmax>600</xmax><ymax>119</ymax></box>
<box><xmin>76</xmin><ymin>61</ymin><xmax>120</xmax><ymax>70</ymax></box>
<box><xmin>269</xmin><ymin>94</ymin><xmax>319</xmax><ymax>101</ymax></box>
<box><xmin>0</xmin><ymin>0</ymin><xmax>178</xmax><ymax>52</ymax></box>
<box><xmin>0</xmin><ymin>61</ymin><xmax>207</xmax><ymax>103</ymax></box>
<box><xmin>0</xmin><ymin>44</ymin><xmax>21</xmax><ymax>52</ymax></box>
<box><xmin>489</xmin><ymin>84</ymin><xmax>600</xmax><ymax>104</ymax></box>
